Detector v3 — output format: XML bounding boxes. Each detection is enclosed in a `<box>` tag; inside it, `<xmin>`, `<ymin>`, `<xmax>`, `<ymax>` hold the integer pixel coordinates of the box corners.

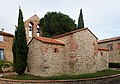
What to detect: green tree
<box><xmin>78</xmin><ymin>9</ymin><xmax>84</xmax><ymax>28</ymax></box>
<box><xmin>40</xmin><ymin>12</ymin><xmax>76</xmax><ymax>37</ymax></box>
<box><xmin>12</xmin><ymin>7</ymin><xmax>28</xmax><ymax>75</ymax></box>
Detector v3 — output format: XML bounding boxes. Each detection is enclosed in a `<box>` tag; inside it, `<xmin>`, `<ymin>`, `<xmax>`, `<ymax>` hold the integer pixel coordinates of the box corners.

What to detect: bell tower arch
<box><xmin>24</xmin><ymin>14</ymin><xmax>42</xmax><ymax>42</ymax></box>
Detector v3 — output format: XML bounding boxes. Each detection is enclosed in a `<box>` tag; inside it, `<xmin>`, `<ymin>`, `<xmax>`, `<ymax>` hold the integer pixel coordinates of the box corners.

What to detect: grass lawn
<box><xmin>3</xmin><ymin>69</ymin><xmax>120</xmax><ymax>80</ymax></box>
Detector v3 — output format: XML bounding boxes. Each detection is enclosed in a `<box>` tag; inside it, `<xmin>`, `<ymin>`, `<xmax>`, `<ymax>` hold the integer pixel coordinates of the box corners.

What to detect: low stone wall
<box><xmin>0</xmin><ymin>74</ymin><xmax>120</xmax><ymax>84</ymax></box>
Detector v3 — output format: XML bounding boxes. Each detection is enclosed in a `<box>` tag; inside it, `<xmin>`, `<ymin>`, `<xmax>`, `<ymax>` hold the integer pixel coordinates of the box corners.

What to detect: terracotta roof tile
<box><xmin>98</xmin><ymin>36</ymin><xmax>120</xmax><ymax>44</ymax></box>
<box><xmin>52</xmin><ymin>28</ymin><xmax>98</xmax><ymax>39</ymax></box>
<box><xmin>97</xmin><ymin>46</ymin><xmax>109</xmax><ymax>51</ymax></box>
<box><xmin>34</xmin><ymin>36</ymin><xmax>65</xmax><ymax>45</ymax></box>
<box><xmin>0</xmin><ymin>31</ymin><xmax>14</xmax><ymax>37</ymax></box>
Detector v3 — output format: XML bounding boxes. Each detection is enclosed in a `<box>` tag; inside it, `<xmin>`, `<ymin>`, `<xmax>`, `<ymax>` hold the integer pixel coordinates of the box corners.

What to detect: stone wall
<box><xmin>28</xmin><ymin>28</ymin><xmax>108</xmax><ymax>76</ymax></box>
<box><xmin>54</xmin><ymin>29</ymin><xmax>99</xmax><ymax>75</ymax></box>
<box><xmin>96</xmin><ymin>50</ymin><xmax>108</xmax><ymax>71</ymax></box>
<box><xmin>0</xmin><ymin>35</ymin><xmax>13</xmax><ymax>62</ymax></box>
<box><xmin>98</xmin><ymin>40</ymin><xmax>120</xmax><ymax>63</ymax></box>
<box><xmin>27</xmin><ymin>39</ymin><xmax>65</xmax><ymax>76</ymax></box>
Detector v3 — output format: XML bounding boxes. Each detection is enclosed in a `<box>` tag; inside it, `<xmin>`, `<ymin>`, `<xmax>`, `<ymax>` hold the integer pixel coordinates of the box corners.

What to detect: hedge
<box><xmin>109</xmin><ymin>62</ymin><xmax>120</xmax><ymax>68</ymax></box>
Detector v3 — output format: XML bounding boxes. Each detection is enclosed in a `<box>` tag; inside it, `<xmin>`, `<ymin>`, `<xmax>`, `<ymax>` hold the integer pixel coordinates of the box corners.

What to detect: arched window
<box><xmin>29</xmin><ymin>22</ymin><xmax>33</xmax><ymax>37</ymax></box>
<box><xmin>37</xmin><ymin>25</ymin><xmax>40</xmax><ymax>36</ymax></box>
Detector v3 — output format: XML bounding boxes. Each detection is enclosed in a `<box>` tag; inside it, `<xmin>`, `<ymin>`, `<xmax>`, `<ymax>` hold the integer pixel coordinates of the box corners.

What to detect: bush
<box><xmin>109</xmin><ymin>62</ymin><xmax>120</xmax><ymax>68</ymax></box>
<box><xmin>2</xmin><ymin>61</ymin><xmax>14</xmax><ymax>72</ymax></box>
<box><xmin>0</xmin><ymin>60</ymin><xmax>4</xmax><ymax>73</ymax></box>
<box><xmin>0</xmin><ymin>60</ymin><xmax>14</xmax><ymax>73</ymax></box>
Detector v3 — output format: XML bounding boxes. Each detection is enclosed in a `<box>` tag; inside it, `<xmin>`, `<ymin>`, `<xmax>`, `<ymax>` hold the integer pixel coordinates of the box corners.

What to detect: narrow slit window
<box><xmin>54</xmin><ymin>48</ymin><xmax>57</xmax><ymax>53</ymax></box>
<box><xmin>101</xmin><ymin>52</ymin><xmax>103</xmax><ymax>56</ymax></box>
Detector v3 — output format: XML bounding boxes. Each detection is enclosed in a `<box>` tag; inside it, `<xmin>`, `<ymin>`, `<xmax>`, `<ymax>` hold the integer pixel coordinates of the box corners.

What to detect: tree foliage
<box><xmin>40</xmin><ymin>12</ymin><xmax>76</xmax><ymax>37</ymax></box>
<box><xmin>12</xmin><ymin>8</ymin><xmax>28</xmax><ymax>75</ymax></box>
<box><xmin>78</xmin><ymin>9</ymin><xmax>84</xmax><ymax>28</ymax></box>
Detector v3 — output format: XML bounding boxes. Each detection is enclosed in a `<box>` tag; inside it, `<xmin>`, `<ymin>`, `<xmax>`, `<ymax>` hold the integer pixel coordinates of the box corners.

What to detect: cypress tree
<box><xmin>12</xmin><ymin>7</ymin><xmax>28</xmax><ymax>75</ymax></box>
<box><xmin>78</xmin><ymin>9</ymin><xmax>84</xmax><ymax>28</ymax></box>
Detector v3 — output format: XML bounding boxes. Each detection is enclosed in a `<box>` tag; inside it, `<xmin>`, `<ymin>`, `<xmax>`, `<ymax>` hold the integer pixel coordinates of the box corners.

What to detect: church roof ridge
<box><xmin>52</xmin><ymin>28</ymin><xmax>98</xmax><ymax>39</ymax></box>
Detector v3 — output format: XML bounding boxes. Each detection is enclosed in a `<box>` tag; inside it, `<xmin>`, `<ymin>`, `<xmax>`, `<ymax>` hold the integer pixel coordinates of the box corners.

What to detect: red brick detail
<box><xmin>69</xmin><ymin>36</ymin><xmax>78</xmax><ymax>52</ymax></box>
<box><xmin>69</xmin><ymin>53</ymin><xmax>78</xmax><ymax>69</ymax></box>
<box><xmin>97</xmin><ymin>46</ymin><xmax>109</xmax><ymax>51</ymax></box>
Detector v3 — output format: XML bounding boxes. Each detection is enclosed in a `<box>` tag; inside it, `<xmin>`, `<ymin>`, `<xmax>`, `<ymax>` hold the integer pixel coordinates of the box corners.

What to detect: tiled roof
<box><xmin>97</xmin><ymin>46</ymin><xmax>109</xmax><ymax>51</ymax></box>
<box><xmin>34</xmin><ymin>36</ymin><xmax>65</xmax><ymax>45</ymax></box>
<box><xmin>52</xmin><ymin>28</ymin><xmax>98</xmax><ymax>39</ymax></box>
<box><xmin>98</xmin><ymin>36</ymin><xmax>120</xmax><ymax>44</ymax></box>
<box><xmin>0</xmin><ymin>31</ymin><xmax>14</xmax><ymax>37</ymax></box>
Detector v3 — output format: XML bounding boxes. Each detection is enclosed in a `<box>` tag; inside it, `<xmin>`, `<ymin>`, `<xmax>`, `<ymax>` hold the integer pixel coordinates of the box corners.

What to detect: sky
<box><xmin>0</xmin><ymin>0</ymin><xmax>120</xmax><ymax>40</ymax></box>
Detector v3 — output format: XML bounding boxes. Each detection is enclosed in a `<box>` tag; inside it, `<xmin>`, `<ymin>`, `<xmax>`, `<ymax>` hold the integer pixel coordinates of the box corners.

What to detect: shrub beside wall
<box><xmin>109</xmin><ymin>62</ymin><xmax>120</xmax><ymax>68</ymax></box>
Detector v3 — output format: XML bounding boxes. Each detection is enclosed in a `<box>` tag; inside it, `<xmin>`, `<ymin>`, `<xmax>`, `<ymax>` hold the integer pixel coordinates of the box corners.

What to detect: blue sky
<box><xmin>0</xmin><ymin>0</ymin><xmax>120</xmax><ymax>40</ymax></box>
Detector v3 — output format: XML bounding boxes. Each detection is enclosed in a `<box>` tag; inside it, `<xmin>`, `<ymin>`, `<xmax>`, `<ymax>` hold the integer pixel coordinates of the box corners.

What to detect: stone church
<box><xmin>24</xmin><ymin>15</ymin><xmax>108</xmax><ymax>76</ymax></box>
<box><xmin>98</xmin><ymin>36</ymin><xmax>120</xmax><ymax>63</ymax></box>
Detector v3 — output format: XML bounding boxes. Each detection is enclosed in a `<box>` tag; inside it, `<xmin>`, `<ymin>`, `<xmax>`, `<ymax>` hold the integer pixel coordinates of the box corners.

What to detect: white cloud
<box><xmin>0</xmin><ymin>0</ymin><xmax>119</xmax><ymax>39</ymax></box>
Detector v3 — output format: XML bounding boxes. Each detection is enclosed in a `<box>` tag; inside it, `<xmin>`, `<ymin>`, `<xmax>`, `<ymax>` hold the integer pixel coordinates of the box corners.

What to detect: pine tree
<box><xmin>78</xmin><ymin>9</ymin><xmax>84</xmax><ymax>28</ymax></box>
<box><xmin>40</xmin><ymin>12</ymin><xmax>76</xmax><ymax>37</ymax></box>
<box><xmin>12</xmin><ymin>7</ymin><xmax>28</xmax><ymax>75</ymax></box>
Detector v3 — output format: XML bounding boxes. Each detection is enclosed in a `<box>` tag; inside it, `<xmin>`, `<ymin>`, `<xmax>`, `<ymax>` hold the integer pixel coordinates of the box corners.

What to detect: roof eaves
<box><xmin>0</xmin><ymin>31</ymin><xmax>14</xmax><ymax>37</ymax></box>
<box><xmin>42</xmin><ymin>41</ymin><xmax>65</xmax><ymax>46</ymax></box>
<box><xmin>34</xmin><ymin>36</ymin><xmax>65</xmax><ymax>46</ymax></box>
<box><xmin>97</xmin><ymin>47</ymin><xmax>109</xmax><ymax>51</ymax></box>
<box><xmin>98</xmin><ymin>36</ymin><xmax>120</xmax><ymax>44</ymax></box>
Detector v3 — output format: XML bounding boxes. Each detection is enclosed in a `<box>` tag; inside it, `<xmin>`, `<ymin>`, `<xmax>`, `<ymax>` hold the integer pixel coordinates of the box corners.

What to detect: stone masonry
<box><xmin>27</xmin><ymin>24</ymin><xmax>108</xmax><ymax>76</ymax></box>
<box><xmin>97</xmin><ymin>47</ymin><xmax>109</xmax><ymax>71</ymax></box>
<box><xmin>52</xmin><ymin>28</ymin><xmax>108</xmax><ymax>75</ymax></box>
<box><xmin>98</xmin><ymin>37</ymin><xmax>120</xmax><ymax>63</ymax></box>
<box><xmin>27</xmin><ymin>37</ymin><xmax>65</xmax><ymax>76</ymax></box>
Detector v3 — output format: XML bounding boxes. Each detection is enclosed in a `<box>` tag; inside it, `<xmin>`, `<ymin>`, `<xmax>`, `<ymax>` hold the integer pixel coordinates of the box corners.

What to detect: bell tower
<box><xmin>24</xmin><ymin>14</ymin><xmax>42</xmax><ymax>43</ymax></box>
